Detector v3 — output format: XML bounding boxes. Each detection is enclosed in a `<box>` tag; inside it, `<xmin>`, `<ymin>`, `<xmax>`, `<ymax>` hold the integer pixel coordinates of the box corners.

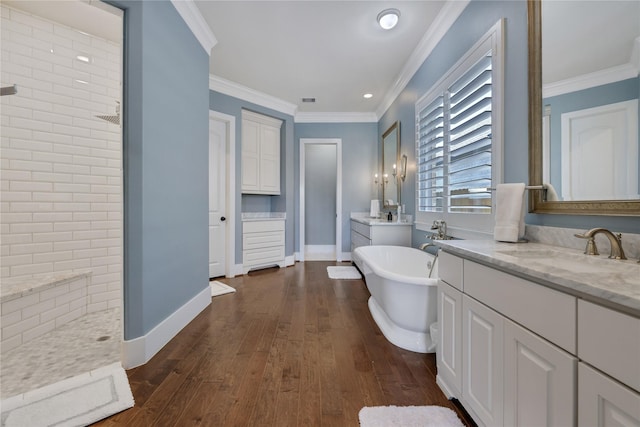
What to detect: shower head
<box><xmin>96</xmin><ymin>101</ymin><xmax>120</xmax><ymax>126</ymax></box>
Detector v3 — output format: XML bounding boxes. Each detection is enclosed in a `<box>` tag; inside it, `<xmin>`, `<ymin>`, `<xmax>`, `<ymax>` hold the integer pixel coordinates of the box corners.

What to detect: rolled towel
<box><xmin>494</xmin><ymin>183</ymin><xmax>526</xmax><ymax>242</ymax></box>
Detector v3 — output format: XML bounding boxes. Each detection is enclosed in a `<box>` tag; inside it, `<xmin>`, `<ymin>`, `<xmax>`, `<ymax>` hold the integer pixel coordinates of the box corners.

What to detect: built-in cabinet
<box><xmin>437</xmin><ymin>250</ymin><xmax>640</xmax><ymax>427</ymax></box>
<box><xmin>350</xmin><ymin>219</ymin><xmax>411</xmax><ymax>251</ymax></box>
<box><xmin>241</xmin><ymin>110</ymin><xmax>282</xmax><ymax>195</ymax></box>
<box><xmin>242</xmin><ymin>219</ymin><xmax>285</xmax><ymax>274</ymax></box>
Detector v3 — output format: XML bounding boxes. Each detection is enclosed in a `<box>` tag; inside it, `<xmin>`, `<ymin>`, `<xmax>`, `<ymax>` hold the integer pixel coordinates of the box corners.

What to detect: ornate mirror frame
<box><xmin>527</xmin><ymin>0</ymin><xmax>640</xmax><ymax>216</ymax></box>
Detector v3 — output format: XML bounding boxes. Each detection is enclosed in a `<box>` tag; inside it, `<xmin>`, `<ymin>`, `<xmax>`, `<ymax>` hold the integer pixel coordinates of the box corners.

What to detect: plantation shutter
<box><xmin>447</xmin><ymin>53</ymin><xmax>493</xmax><ymax>214</ymax></box>
<box><xmin>416</xmin><ymin>96</ymin><xmax>445</xmax><ymax>212</ymax></box>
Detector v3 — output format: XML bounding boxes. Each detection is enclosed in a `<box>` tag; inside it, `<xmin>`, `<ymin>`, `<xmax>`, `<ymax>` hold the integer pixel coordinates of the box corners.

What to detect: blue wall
<box><xmin>209</xmin><ymin>91</ymin><xmax>295</xmax><ymax>263</ymax></box>
<box><xmin>116</xmin><ymin>0</ymin><xmax>210</xmax><ymax>340</ymax></box>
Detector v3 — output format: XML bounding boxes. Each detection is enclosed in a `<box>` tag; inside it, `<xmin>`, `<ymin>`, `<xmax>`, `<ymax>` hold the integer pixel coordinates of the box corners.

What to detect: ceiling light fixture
<box><xmin>377</xmin><ymin>8</ymin><xmax>400</xmax><ymax>30</ymax></box>
<box><xmin>363</xmin><ymin>93</ymin><xmax>373</xmax><ymax>99</ymax></box>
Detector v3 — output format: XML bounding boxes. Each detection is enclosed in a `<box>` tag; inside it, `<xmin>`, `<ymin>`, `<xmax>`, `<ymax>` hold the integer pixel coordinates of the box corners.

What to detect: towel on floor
<box><xmin>494</xmin><ymin>183</ymin><xmax>526</xmax><ymax>242</ymax></box>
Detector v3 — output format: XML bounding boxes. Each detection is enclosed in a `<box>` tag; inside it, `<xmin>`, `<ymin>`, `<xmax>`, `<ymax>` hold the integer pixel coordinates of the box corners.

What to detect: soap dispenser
<box><xmin>387</xmin><ymin>211</ymin><xmax>392</xmax><ymax>222</ymax></box>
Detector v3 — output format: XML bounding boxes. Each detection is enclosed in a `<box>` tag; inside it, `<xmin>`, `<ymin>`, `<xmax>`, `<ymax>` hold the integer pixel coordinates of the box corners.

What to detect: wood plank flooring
<box><xmin>94</xmin><ymin>262</ymin><xmax>475</xmax><ymax>426</ymax></box>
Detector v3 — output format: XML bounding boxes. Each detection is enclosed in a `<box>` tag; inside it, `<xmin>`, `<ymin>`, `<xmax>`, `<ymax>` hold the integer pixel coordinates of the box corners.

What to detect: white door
<box><xmin>209</xmin><ymin>118</ymin><xmax>226</xmax><ymax>278</ymax></box>
<box><xmin>561</xmin><ymin>100</ymin><xmax>638</xmax><ymax>200</ymax></box>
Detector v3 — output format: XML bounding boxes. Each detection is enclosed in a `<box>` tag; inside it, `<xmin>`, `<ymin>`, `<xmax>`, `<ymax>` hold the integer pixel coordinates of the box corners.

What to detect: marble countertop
<box><xmin>435</xmin><ymin>239</ymin><xmax>640</xmax><ymax>317</ymax></box>
<box><xmin>350</xmin><ymin>212</ymin><xmax>413</xmax><ymax>226</ymax></box>
<box><xmin>241</xmin><ymin>212</ymin><xmax>286</xmax><ymax>222</ymax></box>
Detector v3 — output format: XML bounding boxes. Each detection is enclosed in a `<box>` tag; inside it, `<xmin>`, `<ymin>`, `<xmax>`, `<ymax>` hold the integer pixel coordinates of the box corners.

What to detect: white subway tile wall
<box><xmin>1</xmin><ymin>6</ymin><xmax>122</xmax><ymax>315</ymax></box>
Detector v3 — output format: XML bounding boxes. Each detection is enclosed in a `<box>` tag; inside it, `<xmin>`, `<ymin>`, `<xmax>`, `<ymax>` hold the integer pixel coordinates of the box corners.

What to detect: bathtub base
<box><xmin>368</xmin><ymin>296</ymin><xmax>434</xmax><ymax>354</ymax></box>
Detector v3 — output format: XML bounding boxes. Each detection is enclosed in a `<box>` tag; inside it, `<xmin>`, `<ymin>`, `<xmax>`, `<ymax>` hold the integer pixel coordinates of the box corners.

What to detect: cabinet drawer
<box><xmin>578</xmin><ymin>300</ymin><xmax>640</xmax><ymax>391</ymax></box>
<box><xmin>350</xmin><ymin>220</ymin><xmax>371</xmax><ymax>239</ymax></box>
<box><xmin>243</xmin><ymin>246</ymin><xmax>285</xmax><ymax>266</ymax></box>
<box><xmin>243</xmin><ymin>219</ymin><xmax>284</xmax><ymax>233</ymax></box>
<box><xmin>464</xmin><ymin>260</ymin><xmax>576</xmax><ymax>353</ymax></box>
<box><xmin>243</xmin><ymin>231</ymin><xmax>284</xmax><ymax>250</ymax></box>
<box><xmin>350</xmin><ymin>230</ymin><xmax>371</xmax><ymax>249</ymax></box>
<box><xmin>439</xmin><ymin>251</ymin><xmax>463</xmax><ymax>291</ymax></box>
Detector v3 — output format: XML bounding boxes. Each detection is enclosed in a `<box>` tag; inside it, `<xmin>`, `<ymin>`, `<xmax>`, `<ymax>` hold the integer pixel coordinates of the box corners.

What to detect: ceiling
<box><xmin>542</xmin><ymin>1</ymin><xmax>640</xmax><ymax>85</ymax></box>
<box><xmin>194</xmin><ymin>1</ymin><xmax>447</xmax><ymax>115</ymax></box>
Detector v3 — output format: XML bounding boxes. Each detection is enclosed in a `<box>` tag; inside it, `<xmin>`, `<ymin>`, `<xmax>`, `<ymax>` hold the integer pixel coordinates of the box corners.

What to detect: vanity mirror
<box><xmin>382</xmin><ymin>121</ymin><xmax>401</xmax><ymax>208</ymax></box>
<box><xmin>528</xmin><ymin>0</ymin><xmax>640</xmax><ymax>215</ymax></box>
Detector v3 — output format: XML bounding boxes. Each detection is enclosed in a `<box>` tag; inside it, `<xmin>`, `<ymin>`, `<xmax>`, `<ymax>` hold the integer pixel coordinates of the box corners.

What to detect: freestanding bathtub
<box><xmin>353</xmin><ymin>245</ymin><xmax>438</xmax><ymax>353</ymax></box>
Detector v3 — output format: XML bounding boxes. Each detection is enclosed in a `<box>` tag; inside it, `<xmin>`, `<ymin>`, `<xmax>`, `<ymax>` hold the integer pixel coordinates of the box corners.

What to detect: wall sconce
<box><xmin>399</xmin><ymin>154</ymin><xmax>407</xmax><ymax>182</ymax></box>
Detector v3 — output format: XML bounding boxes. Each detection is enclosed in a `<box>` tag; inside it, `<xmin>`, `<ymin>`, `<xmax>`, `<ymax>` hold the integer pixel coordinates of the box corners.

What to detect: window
<box><xmin>415</xmin><ymin>20</ymin><xmax>504</xmax><ymax>237</ymax></box>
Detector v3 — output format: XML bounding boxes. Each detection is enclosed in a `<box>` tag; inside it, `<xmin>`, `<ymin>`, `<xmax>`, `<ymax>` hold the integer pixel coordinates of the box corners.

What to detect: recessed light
<box><xmin>363</xmin><ymin>93</ymin><xmax>373</xmax><ymax>99</ymax></box>
<box><xmin>377</xmin><ymin>9</ymin><xmax>400</xmax><ymax>30</ymax></box>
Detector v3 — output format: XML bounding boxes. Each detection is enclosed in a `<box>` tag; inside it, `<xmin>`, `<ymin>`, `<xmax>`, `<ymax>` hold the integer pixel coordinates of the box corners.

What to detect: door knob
<box><xmin>220</xmin><ymin>216</ymin><xmax>226</xmax><ymax>222</ymax></box>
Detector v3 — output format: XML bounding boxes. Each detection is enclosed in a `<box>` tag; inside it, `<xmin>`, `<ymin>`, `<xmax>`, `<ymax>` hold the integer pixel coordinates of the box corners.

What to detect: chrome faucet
<box><xmin>574</xmin><ymin>228</ymin><xmax>627</xmax><ymax>260</ymax></box>
<box><xmin>419</xmin><ymin>242</ymin><xmax>437</xmax><ymax>251</ymax></box>
<box><xmin>430</xmin><ymin>220</ymin><xmax>450</xmax><ymax>240</ymax></box>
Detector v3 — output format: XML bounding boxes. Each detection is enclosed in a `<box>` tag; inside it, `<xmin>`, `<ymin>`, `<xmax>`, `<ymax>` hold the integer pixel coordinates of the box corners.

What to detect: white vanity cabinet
<box><xmin>242</xmin><ymin>219</ymin><xmax>285</xmax><ymax>274</ymax></box>
<box><xmin>241</xmin><ymin>110</ymin><xmax>282</xmax><ymax>195</ymax></box>
<box><xmin>349</xmin><ymin>219</ymin><xmax>411</xmax><ymax>251</ymax></box>
<box><xmin>577</xmin><ymin>300</ymin><xmax>640</xmax><ymax>426</ymax></box>
<box><xmin>462</xmin><ymin>294</ymin><xmax>504</xmax><ymax>427</ymax></box>
<box><xmin>437</xmin><ymin>252</ymin><xmax>577</xmax><ymax>427</ymax></box>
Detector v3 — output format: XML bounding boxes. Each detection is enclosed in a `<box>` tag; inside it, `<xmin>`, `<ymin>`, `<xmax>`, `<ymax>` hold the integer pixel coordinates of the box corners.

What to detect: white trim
<box><xmin>295</xmin><ymin>112</ymin><xmax>377</xmax><ymax>123</ymax></box>
<box><xmin>299</xmin><ymin>138</ymin><xmax>343</xmax><ymax>263</ymax></box>
<box><xmin>543</xmin><ymin>62</ymin><xmax>639</xmax><ymax>99</ymax></box>
<box><xmin>170</xmin><ymin>0</ymin><xmax>217</xmax><ymax>54</ymax></box>
<box><xmin>376</xmin><ymin>0</ymin><xmax>470</xmax><ymax>120</ymax></box>
<box><xmin>122</xmin><ymin>286</ymin><xmax>211</xmax><ymax>369</ymax></box>
<box><xmin>209</xmin><ymin>110</ymin><xmax>237</xmax><ymax>278</ymax></box>
<box><xmin>284</xmin><ymin>255</ymin><xmax>295</xmax><ymax>267</ymax></box>
<box><xmin>209</xmin><ymin>75</ymin><xmax>298</xmax><ymax>117</ymax></box>
<box><xmin>304</xmin><ymin>245</ymin><xmax>337</xmax><ymax>261</ymax></box>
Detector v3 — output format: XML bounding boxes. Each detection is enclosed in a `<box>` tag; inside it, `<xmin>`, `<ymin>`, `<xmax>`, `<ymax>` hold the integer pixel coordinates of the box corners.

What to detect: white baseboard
<box><xmin>227</xmin><ymin>264</ymin><xmax>243</xmax><ymax>278</ymax></box>
<box><xmin>304</xmin><ymin>245</ymin><xmax>336</xmax><ymax>261</ymax></box>
<box><xmin>122</xmin><ymin>285</ymin><xmax>211</xmax><ymax>369</ymax></box>
<box><xmin>285</xmin><ymin>255</ymin><xmax>295</xmax><ymax>267</ymax></box>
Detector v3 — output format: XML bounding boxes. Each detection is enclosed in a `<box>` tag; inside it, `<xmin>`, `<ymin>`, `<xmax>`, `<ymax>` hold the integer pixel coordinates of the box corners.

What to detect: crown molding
<box><xmin>543</xmin><ymin>62</ymin><xmax>638</xmax><ymax>99</ymax></box>
<box><xmin>294</xmin><ymin>112</ymin><xmax>378</xmax><ymax>123</ymax></box>
<box><xmin>209</xmin><ymin>75</ymin><xmax>298</xmax><ymax>117</ymax></box>
<box><xmin>171</xmin><ymin>0</ymin><xmax>217</xmax><ymax>55</ymax></box>
<box><xmin>376</xmin><ymin>0</ymin><xmax>470</xmax><ymax>120</ymax></box>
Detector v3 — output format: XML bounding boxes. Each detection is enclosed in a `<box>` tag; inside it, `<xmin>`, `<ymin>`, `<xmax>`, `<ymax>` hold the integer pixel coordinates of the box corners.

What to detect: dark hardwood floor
<box><xmin>94</xmin><ymin>261</ymin><xmax>475</xmax><ymax>426</ymax></box>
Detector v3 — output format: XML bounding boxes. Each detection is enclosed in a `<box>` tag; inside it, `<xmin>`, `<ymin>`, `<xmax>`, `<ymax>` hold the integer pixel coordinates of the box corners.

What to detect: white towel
<box><xmin>494</xmin><ymin>183</ymin><xmax>526</xmax><ymax>242</ymax></box>
<box><xmin>543</xmin><ymin>182</ymin><xmax>559</xmax><ymax>201</ymax></box>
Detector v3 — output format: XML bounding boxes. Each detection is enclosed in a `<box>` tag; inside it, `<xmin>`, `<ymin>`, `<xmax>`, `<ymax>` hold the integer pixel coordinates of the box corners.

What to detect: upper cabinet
<box><xmin>241</xmin><ymin>110</ymin><xmax>282</xmax><ymax>195</ymax></box>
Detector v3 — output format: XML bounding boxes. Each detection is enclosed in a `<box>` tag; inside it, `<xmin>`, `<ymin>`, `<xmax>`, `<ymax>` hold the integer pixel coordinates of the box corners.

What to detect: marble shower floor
<box><xmin>0</xmin><ymin>308</ymin><xmax>121</xmax><ymax>399</ymax></box>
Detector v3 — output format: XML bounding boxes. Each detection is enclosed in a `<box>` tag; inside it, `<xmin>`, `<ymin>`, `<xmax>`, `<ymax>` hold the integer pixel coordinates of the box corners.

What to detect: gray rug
<box><xmin>359</xmin><ymin>405</ymin><xmax>465</xmax><ymax>427</ymax></box>
<box><xmin>1</xmin><ymin>362</ymin><xmax>134</xmax><ymax>427</ymax></box>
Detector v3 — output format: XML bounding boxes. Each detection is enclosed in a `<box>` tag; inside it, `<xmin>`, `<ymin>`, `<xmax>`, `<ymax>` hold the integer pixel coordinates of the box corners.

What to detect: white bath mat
<box><xmin>210</xmin><ymin>280</ymin><xmax>236</xmax><ymax>297</ymax></box>
<box><xmin>1</xmin><ymin>362</ymin><xmax>134</xmax><ymax>427</ymax></box>
<box><xmin>359</xmin><ymin>405</ymin><xmax>464</xmax><ymax>427</ymax></box>
<box><xmin>327</xmin><ymin>266</ymin><xmax>362</xmax><ymax>280</ymax></box>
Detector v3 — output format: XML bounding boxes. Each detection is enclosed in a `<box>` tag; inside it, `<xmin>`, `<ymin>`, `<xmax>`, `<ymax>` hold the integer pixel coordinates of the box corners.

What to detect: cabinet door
<box><xmin>463</xmin><ymin>295</ymin><xmax>504</xmax><ymax>427</ymax></box>
<box><xmin>259</xmin><ymin>124</ymin><xmax>280</xmax><ymax>194</ymax></box>
<box><xmin>437</xmin><ymin>280</ymin><xmax>463</xmax><ymax>399</ymax></box>
<box><xmin>579</xmin><ymin>362</ymin><xmax>640</xmax><ymax>427</ymax></box>
<box><xmin>504</xmin><ymin>319</ymin><xmax>576</xmax><ymax>427</ymax></box>
<box><xmin>242</xmin><ymin>119</ymin><xmax>260</xmax><ymax>192</ymax></box>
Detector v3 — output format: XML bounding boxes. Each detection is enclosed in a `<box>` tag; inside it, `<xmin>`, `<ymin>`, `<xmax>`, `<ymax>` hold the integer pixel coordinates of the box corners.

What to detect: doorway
<box><xmin>299</xmin><ymin>138</ymin><xmax>342</xmax><ymax>262</ymax></box>
<box><xmin>209</xmin><ymin>111</ymin><xmax>236</xmax><ymax>278</ymax></box>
